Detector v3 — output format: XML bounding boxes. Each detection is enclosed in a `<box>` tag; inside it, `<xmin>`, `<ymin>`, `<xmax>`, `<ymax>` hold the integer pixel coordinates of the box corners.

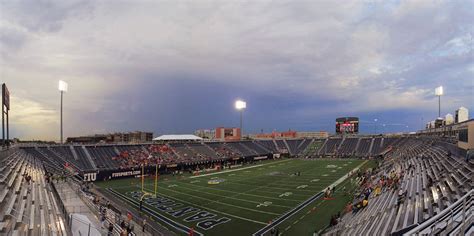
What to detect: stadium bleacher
<box><xmin>256</xmin><ymin>140</ymin><xmax>279</xmax><ymax>153</ymax></box>
<box><xmin>356</xmin><ymin>138</ymin><xmax>372</xmax><ymax>157</ymax></box>
<box><xmin>1</xmin><ymin>134</ymin><xmax>472</xmax><ymax>235</ymax></box>
<box><xmin>73</xmin><ymin>146</ymin><xmax>95</xmax><ymax>171</ymax></box>
<box><xmin>0</xmin><ymin>148</ymin><xmax>68</xmax><ymax>236</ymax></box>
<box><xmin>186</xmin><ymin>143</ymin><xmax>220</xmax><ymax>159</ymax></box>
<box><xmin>338</xmin><ymin>138</ymin><xmax>359</xmax><ymax>156</ymax></box>
<box><xmin>244</xmin><ymin>141</ymin><xmax>271</xmax><ymax>155</ymax></box>
<box><xmin>323</xmin><ymin>138</ymin><xmax>473</xmax><ymax>235</ymax></box>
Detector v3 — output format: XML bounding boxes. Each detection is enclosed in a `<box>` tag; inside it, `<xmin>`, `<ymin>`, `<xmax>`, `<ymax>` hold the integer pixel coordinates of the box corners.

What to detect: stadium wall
<box><xmin>82</xmin><ymin>154</ymin><xmax>272</xmax><ymax>181</ymax></box>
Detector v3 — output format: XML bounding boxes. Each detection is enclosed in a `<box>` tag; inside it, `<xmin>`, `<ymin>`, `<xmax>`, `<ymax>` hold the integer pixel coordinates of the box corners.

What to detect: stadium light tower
<box><xmin>374</xmin><ymin>118</ymin><xmax>378</xmax><ymax>134</ymax></box>
<box><xmin>235</xmin><ymin>100</ymin><xmax>246</xmax><ymax>139</ymax></box>
<box><xmin>435</xmin><ymin>86</ymin><xmax>443</xmax><ymax>118</ymax></box>
<box><xmin>58</xmin><ymin>80</ymin><xmax>68</xmax><ymax>144</ymax></box>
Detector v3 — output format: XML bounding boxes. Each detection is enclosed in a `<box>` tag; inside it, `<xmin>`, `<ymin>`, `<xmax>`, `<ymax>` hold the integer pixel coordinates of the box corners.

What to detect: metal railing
<box><xmin>403</xmin><ymin>189</ymin><xmax>473</xmax><ymax>235</ymax></box>
<box><xmin>51</xmin><ymin>178</ymin><xmax>109</xmax><ymax>236</ymax></box>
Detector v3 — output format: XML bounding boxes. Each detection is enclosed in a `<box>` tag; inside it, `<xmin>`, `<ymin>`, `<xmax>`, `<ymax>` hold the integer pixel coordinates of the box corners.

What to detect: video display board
<box><xmin>336</xmin><ymin>117</ymin><xmax>359</xmax><ymax>134</ymax></box>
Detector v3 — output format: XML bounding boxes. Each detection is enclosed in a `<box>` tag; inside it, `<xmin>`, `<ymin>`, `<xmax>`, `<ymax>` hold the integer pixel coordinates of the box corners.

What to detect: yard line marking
<box><xmin>189</xmin><ymin>159</ymin><xmax>293</xmax><ymax>179</ymax></box>
<box><xmin>256</xmin><ymin>201</ymin><xmax>272</xmax><ymax>208</ymax></box>
<box><xmin>139</xmin><ymin>187</ymin><xmax>268</xmax><ymax>225</ymax></box>
<box><xmin>149</xmin><ymin>186</ymin><xmax>282</xmax><ymax>216</ymax></box>
<box><xmin>199</xmin><ymin>159</ymin><xmax>319</xmax><ymax>211</ymax></box>
<box><xmin>224</xmin><ymin>181</ymin><xmax>315</xmax><ymax>192</ymax></box>
<box><xmin>135</xmin><ymin>182</ymin><xmax>309</xmax><ymax>200</ymax></box>
<box><xmin>160</xmin><ymin>181</ymin><xmax>303</xmax><ymax>203</ymax></box>
<box><xmin>156</xmin><ymin>183</ymin><xmax>293</xmax><ymax>208</ymax></box>
<box><xmin>279</xmin><ymin>192</ymin><xmax>293</xmax><ymax>198</ymax></box>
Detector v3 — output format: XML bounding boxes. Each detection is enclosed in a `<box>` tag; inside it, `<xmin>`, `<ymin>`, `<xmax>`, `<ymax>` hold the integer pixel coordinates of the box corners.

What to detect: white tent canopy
<box><xmin>153</xmin><ymin>134</ymin><xmax>203</xmax><ymax>141</ymax></box>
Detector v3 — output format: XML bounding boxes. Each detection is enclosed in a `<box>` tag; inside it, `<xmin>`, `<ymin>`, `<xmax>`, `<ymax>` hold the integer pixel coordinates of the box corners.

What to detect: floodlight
<box><xmin>59</xmin><ymin>80</ymin><xmax>68</xmax><ymax>92</ymax></box>
<box><xmin>58</xmin><ymin>80</ymin><xmax>68</xmax><ymax>143</ymax></box>
<box><xmin>234</xmin><ymin>99</ymin><xmax>246</xmax><ymax>140</ymax></box>
<box><xmin>435</xmin><ymin>86</ymin><xmax>443</xmax><ymax>96</ymax></box>
<box><xmin>435</xmin><ymin>86</ymin><xmax>443</xmax><ymax>118</ymax></box>
<box><xmin>235</xmin><ymin>100</ymin><xmax>246</xmax><ymax>110</ymax></box>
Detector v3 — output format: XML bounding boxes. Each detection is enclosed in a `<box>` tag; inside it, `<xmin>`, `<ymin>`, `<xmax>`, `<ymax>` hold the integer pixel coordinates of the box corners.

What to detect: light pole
<box><xmin>435</xmin><ymin>86</ymin><xmax>443</xmax><ymax>118</ymax></box>
<box><xmin>58</xmin><ymin>80</ymin><xmax>68</xmax><ymax>144</ymax></box>
<box><xmin>235</xmin><ymin>100</ymin><xmax>246</xmax><ymax>140</ymax></box>
<box><xmin>374</xmin><ymin>118</ymin><xmax>378</xmax><ymax>134</ymax></box>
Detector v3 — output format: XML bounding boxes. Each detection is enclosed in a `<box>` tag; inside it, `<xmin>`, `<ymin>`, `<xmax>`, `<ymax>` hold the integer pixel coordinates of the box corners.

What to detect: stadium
<box><xmin>1</xmin><ymin>1</ymin><xmax>473</xmax><ymax>236</ymax></box>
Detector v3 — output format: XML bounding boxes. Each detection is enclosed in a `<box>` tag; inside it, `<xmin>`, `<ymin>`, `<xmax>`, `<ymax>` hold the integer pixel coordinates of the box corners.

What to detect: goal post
<box><xmin>154</xmin><ymin>163</ymin><xmax>159</xmax><ymax>197</ymax></box>
<box><xmin>141</xmin><ymin>163</ymin><xmax>159</xmax><ymax>198</ymax></box>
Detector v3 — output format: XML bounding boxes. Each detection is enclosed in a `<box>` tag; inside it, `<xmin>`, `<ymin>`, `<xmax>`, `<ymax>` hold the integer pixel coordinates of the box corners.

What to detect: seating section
<box><xmin>300</xmin><ymin>139</ymin><xmax>324</xmax><ymax>157</ymax></box>
<box><xmin>356</xmin><ymin>138</ymin><xmax>372</xmax><ymax>157</ymax></box>
<box><xmin>0</xmin><ymin>149</ymin><xmax>67</xmax><ymax>236</ymax></box>
<box><xmin>274</xmin><ymin>140</ymin><xmax>288</xmax><ymax>152</ymax></box>
<box><xmin>320</xmin><ymin>138</ymin><xmax>343</xmax><ymax>155</ymax></box>
<box><xmin>169</xmin><ymin>143</ymin><xmax>197</xmax><ymax>160</ymax></box>
<box><xmin>243</xmin><ymin>141</ymin><xmax>271</xmax><ymax>155</ymax></box>
<box><xmin>255</xmin><ymin>140</ymin><xmax>278</xmax><ymax>153</ymax></box>
<box><xmin>371</xmin><ymin>137</ymin><xmax>383</xmax><ymax>155</ymax></box>
<box><xmin>86</xmin><ymin>146</ymin><xmax>121</xmax><ymax>169</ymax></box>
<box><xmin>226</xmin><ymin>142</ymin><xmax>253</xmax><ymax>157</ymax></box>
<box><xmin>338</xmin><ymin>138</ymin><xmax>359</xmax><ymax>156</ymax></box>
<box><xmin>295</xmin><ymin>139</ymin><xmax>312</xmax><ymax>155</ymax></box>
<box><xmin>206</xmin><ymin>142</ymin><xmax>241</xmax><ymax>159</ymax></box>
<box><xmin>73</xmin><ymin>146</ymin><xmax>95</xmax><ymax>171</ymax></box>
<box><xmin>186</xmin><ymin>143</ymin><xmax>220</xmax><ymax>159</ymax></box>
<box><xmin>323</xmin><ymin>138</ymin><xmax>474</xmax><ymax>235</ymax></box>
<box><xmin>285</xmin><ymin>139</ymin><xmax>300</xmax><ymax>155</ymax></box>
<box><xmin>54</xmin><ymin>146</ymin><xmax>83</xmax><ymax>171</ymax></box>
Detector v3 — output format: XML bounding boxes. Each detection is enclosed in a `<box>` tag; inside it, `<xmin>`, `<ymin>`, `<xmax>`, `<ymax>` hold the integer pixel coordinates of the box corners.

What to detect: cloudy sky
<box><xmin>1</xmin><ymin>0</ymin><xmax>473</xmax><ymax>141</ymax></box>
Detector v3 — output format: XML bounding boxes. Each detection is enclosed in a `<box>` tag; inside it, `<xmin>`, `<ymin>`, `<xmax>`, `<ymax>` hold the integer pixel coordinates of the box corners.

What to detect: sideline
<box><xmin>189</xmin><ymin>159</ymin><xmax>292</xmax><ymax>179</ymax></box>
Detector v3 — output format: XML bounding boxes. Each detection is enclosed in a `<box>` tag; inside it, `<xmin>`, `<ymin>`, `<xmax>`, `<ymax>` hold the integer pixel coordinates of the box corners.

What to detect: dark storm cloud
<box><xmin>0</xmin><ymin>0</ymin><xmax>472</xmax><ymax>140</ymax></box>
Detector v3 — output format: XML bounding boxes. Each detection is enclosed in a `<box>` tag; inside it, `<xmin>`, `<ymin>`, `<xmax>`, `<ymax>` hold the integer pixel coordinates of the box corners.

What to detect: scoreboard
<box><xmin>336</xmin><ymin>117</ymin><xmax>359</xmax><ymax>134</ymax></box>
<box><xmin>2</xmin><ymin>84</ymin><xmax>9</xmax><ymax>110</ymax></box>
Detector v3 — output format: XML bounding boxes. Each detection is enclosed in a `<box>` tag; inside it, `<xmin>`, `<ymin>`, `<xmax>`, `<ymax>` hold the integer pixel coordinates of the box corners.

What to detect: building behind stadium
<box><xmin>66</xmin><ymin>131</ymin><xmax>153</xmax><ymax>144</ymax></box>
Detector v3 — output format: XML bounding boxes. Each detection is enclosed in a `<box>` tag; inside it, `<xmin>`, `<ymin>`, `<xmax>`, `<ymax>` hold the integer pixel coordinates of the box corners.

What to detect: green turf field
<box><xmin>96</xmin><ymin>158</ymin><xmax>373</xmax><ymax>236</ymax></box>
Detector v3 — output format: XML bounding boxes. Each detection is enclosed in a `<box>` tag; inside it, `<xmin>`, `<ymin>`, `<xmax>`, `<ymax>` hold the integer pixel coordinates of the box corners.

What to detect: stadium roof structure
<box><xmin>153</xmin><ymin>134</ymin><xmax>203</xmax><ymax>141</ymax></box>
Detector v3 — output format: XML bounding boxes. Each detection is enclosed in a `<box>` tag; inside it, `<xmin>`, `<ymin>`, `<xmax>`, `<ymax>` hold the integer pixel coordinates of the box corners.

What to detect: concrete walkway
<box><xmin>55</xmin><ymin>180</ymin><xmax>155</xmax><ymax>236</ymax></box>
<box><xmin>54</xmin><ymin>181</ymin><xmax>104</xmax><ymax>235</ymax></box>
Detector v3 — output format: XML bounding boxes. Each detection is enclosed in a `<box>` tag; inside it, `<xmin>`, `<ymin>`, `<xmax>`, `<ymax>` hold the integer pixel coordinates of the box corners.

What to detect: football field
<box><xmin>96</xmin><ymin>158</ymin><xmax>374</xmax><ymax>236</ymax></box>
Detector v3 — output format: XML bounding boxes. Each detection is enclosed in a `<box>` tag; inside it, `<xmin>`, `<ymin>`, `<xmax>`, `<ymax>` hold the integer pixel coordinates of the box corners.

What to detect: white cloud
<box><xmin>8</xmin><ymin>96</ymin><xmax>58</xmax><ymax>140</ymax></box>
